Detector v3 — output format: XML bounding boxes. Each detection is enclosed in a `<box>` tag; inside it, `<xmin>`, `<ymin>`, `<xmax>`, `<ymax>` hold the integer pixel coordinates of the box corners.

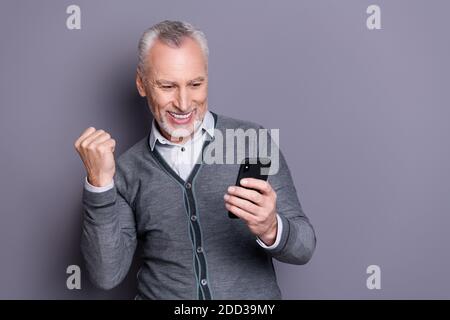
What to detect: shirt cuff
<box><xmin>256</xmin><ymin>214</ymin><xmax>283</xmax><ymax>249</ymax></box>
<box><xmin>84</xmin><ymin>176</ymin><xmax>114</xmax><ymax>193</ymax></box>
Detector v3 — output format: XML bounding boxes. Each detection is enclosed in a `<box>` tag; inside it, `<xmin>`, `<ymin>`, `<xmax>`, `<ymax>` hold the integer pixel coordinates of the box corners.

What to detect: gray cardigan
<box><xmin>81</xmin><ymin>111</ymin><xmax>316</xmax><ymax>299</ymax></box>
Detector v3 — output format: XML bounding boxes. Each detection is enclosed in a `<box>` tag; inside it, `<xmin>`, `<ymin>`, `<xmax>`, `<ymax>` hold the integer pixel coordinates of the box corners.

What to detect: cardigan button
<box><xmin>190</xmin><ymin>215</ymin><xmax>197</xmax><ymax>222</ymax></box>
<box><xmin>201</xmin><ymin>279</ymin><xmax>207</xmax><ymax>286</ymax></box>
<box><xmin>185</xmin><ymin>182</ymin><xmax>192</xmax><ymax>189</ymax></box>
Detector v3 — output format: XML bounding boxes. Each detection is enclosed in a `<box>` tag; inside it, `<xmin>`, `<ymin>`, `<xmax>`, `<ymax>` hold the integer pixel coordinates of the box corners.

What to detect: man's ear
<box><xmin>136</xmin><ymin>72</ymin><xmax>147</xmax><ymax>97</ymax></box>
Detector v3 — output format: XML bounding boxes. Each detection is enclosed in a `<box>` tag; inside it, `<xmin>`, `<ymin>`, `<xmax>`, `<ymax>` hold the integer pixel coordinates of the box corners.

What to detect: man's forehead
<box><xmin>145</xmin><ymin>38</ymin><xmax>207</xmax><ymax>82</ymax></box>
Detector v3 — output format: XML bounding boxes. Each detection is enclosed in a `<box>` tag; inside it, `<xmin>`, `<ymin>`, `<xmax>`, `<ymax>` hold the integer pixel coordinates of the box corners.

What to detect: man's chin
<box><xmin>158</xmin><ymin>113</ymin><xmax>204</xmax><ymax>141</ymax></box>
<box><xmin>167</xmin><ymin>120</ymin><xmax>203</xmax><ymax>138</ymax></box>
<box><xmin>164</xmin><ymin>125</ymin><xmax>193</xmax><ymax>140</ymax></box>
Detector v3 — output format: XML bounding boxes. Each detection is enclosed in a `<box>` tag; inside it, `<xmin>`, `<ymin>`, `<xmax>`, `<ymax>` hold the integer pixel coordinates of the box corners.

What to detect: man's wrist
<box><xmin>87</xmin><ymin>175</ymin><xmax>114</xmax><ymax>188</ymax></box>
<box><xmin>258</xmin><ymin>214</ymin><xmax>278</xmax><ymax>246</ymax></box>
<box><xmin>84</xmin><ymin>176</ymin><xmax>114</xmax><ymax>193</ymax></box>
<box><xmin>256</xmin><ymin>214</ymin><xmax>283</xmax><ymax>249</ymax></box>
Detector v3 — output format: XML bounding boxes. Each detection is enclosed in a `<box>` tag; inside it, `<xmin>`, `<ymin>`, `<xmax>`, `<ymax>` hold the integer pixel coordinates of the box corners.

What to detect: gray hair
<box><xmin>137</xmin><ymin>20</ymin><xmax>209</xmax><ymax>76</ymax></box>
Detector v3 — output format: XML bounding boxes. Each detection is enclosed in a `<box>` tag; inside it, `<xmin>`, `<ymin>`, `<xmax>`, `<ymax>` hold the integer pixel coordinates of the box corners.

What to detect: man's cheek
<box><xmin>195</xmin><ymin>91</ymin><xmax>208</xmax><ymax>107</ymax></box>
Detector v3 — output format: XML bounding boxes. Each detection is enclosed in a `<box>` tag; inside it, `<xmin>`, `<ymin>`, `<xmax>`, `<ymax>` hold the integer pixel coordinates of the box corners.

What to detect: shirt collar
<box><xmin>149</xmin><ymin>110</ymin><xmax>215</xmax><ymax>151</ymax></box>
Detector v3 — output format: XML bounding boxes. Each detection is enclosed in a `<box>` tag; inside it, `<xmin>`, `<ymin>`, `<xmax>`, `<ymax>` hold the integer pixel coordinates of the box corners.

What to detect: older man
<box><xmin>74</xmin><ymin>20</ymin><xmax>316</xmax><ymax>300</ymax></box>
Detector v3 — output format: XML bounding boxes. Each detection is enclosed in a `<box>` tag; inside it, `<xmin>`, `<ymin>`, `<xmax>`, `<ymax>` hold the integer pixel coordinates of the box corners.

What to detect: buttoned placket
<box><xmin>147</xmin><ymin>111</ymin><xmax>217</xmax><ymax>299</ymax></box>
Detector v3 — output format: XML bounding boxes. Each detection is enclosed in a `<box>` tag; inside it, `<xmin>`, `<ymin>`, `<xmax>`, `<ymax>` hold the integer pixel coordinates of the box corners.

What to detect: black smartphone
<box><xmin>228</xmin><ymin>157</ymin><xmax>272</xmax><ymax>219</ymax></box>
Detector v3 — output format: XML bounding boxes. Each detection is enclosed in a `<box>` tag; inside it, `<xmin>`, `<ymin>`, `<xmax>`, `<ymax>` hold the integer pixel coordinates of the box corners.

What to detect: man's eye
<box><xmin>191</xmin><ymin>83</ymin><xmax>201</xmax><ymax>87</ymax></box>
<box><xmin>161</xmin><ymin>85</ymin><xmax>174</xmax><ymax>89</ymax></box>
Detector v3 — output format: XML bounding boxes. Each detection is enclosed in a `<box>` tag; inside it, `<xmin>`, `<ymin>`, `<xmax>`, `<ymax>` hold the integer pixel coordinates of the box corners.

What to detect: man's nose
<box><xmin>175</xmin><ymin>88</ymin><xmax>190</xmax><ymax>112</ymax></box>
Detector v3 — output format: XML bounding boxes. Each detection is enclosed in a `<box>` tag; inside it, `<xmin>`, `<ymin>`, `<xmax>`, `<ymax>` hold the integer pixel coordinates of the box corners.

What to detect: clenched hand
<box><xmin>74</xmin><ymin>127</ymin><xmax>116</xmax><ymax>187</ymax></box>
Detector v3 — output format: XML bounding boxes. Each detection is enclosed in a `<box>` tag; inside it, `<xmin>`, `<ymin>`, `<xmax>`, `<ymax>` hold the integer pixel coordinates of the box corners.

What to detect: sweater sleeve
<box><xmin>260</xmin><ymin>128</ymin><xmax>317</xmax><ymax>265</ymax></box>
<box><xmin>80</xmin><ymin>169</ymin><xmax>137</xmax><ymax>290</ymax></box>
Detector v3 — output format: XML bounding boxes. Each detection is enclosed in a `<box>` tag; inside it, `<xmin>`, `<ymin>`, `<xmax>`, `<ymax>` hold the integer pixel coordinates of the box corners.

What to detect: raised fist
<box><xmin>74</xmin><ymin>127</ymin><xmax>116</xmax><ymax>187</ymax></box>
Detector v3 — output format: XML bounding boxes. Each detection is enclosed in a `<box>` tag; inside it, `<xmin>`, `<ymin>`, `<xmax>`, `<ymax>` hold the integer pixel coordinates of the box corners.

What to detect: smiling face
<box><xmin>136</xmin><ymin>36</ymin><xmax>208</xmax><ymax>143</ymax></box>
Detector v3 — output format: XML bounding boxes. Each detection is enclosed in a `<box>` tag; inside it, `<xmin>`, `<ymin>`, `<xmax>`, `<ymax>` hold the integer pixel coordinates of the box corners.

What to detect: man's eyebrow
<box><xmin>155</xmin><ymin>77</ymin><xmax>206</xmax><ymax>86</ymax></box>
<box><xmin>155</xmin><ymin>79</ymin><xmax>177</xmax><ymax>86</ymax></box>
<box><xmin>189</xmin><ymin>77</ymin><xmax>205</xmax><ymax>83</ymax></box>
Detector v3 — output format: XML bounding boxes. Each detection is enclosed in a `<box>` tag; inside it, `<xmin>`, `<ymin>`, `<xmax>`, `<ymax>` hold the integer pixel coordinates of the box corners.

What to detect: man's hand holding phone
<box><xmin>224</xmin><ymin>178</ymin><xmax>278</xmax><ymax>247</ymax></box>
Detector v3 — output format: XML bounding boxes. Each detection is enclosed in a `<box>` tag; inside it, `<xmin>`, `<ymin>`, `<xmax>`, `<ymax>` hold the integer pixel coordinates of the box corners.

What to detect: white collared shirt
<box><xmin>84</xmin><ymin>110</ymin><xmax>282</xmax><ymax>249</ymax></box>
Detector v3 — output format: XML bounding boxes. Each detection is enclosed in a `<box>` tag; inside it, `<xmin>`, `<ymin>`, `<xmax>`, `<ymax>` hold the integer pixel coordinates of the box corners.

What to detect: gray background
<box><xmin>1</xmin><ymin>0</ymin><xmax>449</xmax><ymax>299</ymax></box>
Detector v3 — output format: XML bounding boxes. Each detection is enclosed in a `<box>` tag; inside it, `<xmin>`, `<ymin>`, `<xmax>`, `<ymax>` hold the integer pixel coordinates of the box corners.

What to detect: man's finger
<box><xmin>227</xmin><ymin>186</ymin><xmax>264</xmax><ymax>205</ymax></box>
<box><xmin>239</xmin><ymin>178</ymin><xmax>272</xmax><ymax>195</ymax></box>
<box><xmin>224</xmin><ymin>194</ymin><xmax>261</xmax><ymax>215</ymax></box>
<box><xmin>79</xmin><ymin>130</ymin><xmax>106</xmax><ymax>148</ymax></box>
<box><xmin>90</xmin><ymin>133</ymin><xmax>112</xmax><ymax>146</ymax></box>
<box><xmin>74</xmin><ymin>127</ymin><xmax>96</xmax><ymax>148</ymax></box>
<box><xmin>102</xmin><ymin>139</ymin><xmax>116</xmax><ymax>153</ymax></box>
<box><xmin>225</xmin><ymin>202</ymin><xmax>255</xmax><ymax>222</ymax></box>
